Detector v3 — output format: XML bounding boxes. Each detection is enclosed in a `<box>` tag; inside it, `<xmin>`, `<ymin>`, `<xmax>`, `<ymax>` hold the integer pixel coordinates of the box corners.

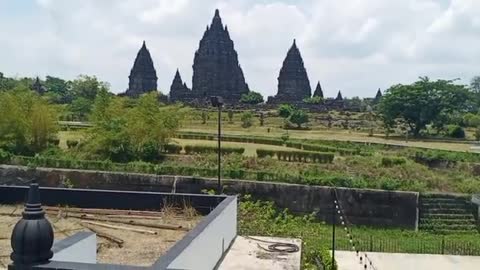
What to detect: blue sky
<box><xmin>0</xmin><ymin>0</ymin><xmax>479</xmax><ymax>98</ymax></box>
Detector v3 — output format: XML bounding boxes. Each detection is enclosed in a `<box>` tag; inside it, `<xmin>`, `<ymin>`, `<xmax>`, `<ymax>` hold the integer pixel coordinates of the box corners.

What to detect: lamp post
<box><xmin>210</xmin><ymin>96</ymin><xmax>224</xmax><ymax>195</ymax></box>
<box><xmin>332</xmin><ymin>190</ymin><xmax>336</xmax><ymax>270</ymax></box>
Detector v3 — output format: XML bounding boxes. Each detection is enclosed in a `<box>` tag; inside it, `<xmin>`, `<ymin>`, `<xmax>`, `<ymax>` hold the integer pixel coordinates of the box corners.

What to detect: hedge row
<box><xmin>177</xmin><ymin>132</ymin><xmax>360</xmax><ymax>156</ymax></box>
<box><xmin>302</xmin><ymin>143</ymin><xmax>358</xmax><ymax>155</ymax></box>
<box><xmin>184</xmin><ymin>145</ymin><xmax>245</xmax><ymax>155</ymax></box>
<box><xmin>381</xmin><ymin>157</ymin><xmax>407</xmax><ymax>167</ymax></box>
<box><xmin>256</xmin><ymin>149</ymin><xmax>334</xmax><ymax>164</ymax></box>
<box><xmin>176</xmin><ymin>132</ymin><xmax>284</xmax><ymax>146</ymax></box>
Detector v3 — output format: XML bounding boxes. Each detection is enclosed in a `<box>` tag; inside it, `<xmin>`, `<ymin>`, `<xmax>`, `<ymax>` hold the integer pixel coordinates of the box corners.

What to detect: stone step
<box><xmin>421</xmin><ymin>208</ymin><xmax>472</xmax><ymax>215</ymax></box>
<box><xmin>419</xmin><ymin>218</ymin><xmax>476</xmax><ymax>225</ymax></box>
<box><xmin>420</xmin><ymin>197</ymin><xmax>468</xmax><ymax>204</ymax></box>
<box><xmin>421</xmin><ymin>213</ymin><xmax>475</xmax><ymax>220</ymax></box>
<box><xmin>421</xmin><ymin>193</ymin><xmax>470</xmax><ymax>200</ymax></box>
<box><xmin>420</xmin><ymin>202</ymin><xmax>468</xmax><ymax>209</ymax></box>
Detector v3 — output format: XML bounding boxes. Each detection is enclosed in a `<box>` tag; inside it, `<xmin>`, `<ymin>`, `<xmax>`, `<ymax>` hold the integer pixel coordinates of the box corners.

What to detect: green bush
<box><xmin>66</xmin><ymin>140</ymin><xmax>79</xmax><ymax>148</ymax></box>
<box><xmin>163</xmin><ymin>144</ymin><xmax>182</xmax><ymax>154</ymax></box>
<box><xmin>381</xmin><ymin>156</ymin><xmax>406</xmax><ymax>167</ymax></box>
<box><xmin>256</xmin><ymin>148</ymin><xmax>334</xmax><ymax>164</ymax></box>
<box><xmin>447</xmin><ymin>125</ymin><xmax>465</xmax><ymax>139</ymax></box>
<box><xmin>184</xmin><ymin>145</ymin><xmax>245</xmax><ymax>155</ymax></box>
<box><xmin>302</xmin><ymin>143</ymin><xmax>357</xmax><ymax>155</ymax></box>
<box><xmin>48</xmin><ymin>138</ymin><xmax>60</xmax><ymax>146</ymax></box>
<box><xmin>0</xmin><ymin>149</ymin><xmax>11</xmax><ymax>163</ymax></box>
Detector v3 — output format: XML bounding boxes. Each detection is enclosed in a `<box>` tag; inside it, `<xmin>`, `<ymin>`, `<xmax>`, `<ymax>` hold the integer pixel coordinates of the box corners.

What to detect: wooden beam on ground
<box><xmin>81</xmin><ymin>220</ymin><xmax>157</xmax><ymax>235</ymax></box>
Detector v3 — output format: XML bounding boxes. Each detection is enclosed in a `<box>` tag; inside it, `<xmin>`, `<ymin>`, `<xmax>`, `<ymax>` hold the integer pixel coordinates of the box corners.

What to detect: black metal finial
<box><xmin>10</xmin><ymin>181</ymin><xmax>54</xmax><ymax>265</ymax></box>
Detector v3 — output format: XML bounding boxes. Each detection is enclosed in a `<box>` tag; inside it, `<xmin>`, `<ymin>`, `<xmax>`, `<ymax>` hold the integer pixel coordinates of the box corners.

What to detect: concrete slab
<box><xmin>336</xmin><ymin>251</ymin><xmax>480</xmax><ymax>270</ymax></box>
<box><xmin>218</xmin><ymin>236</ymin><xmax>302</xmax><ymax>270</ymax></box>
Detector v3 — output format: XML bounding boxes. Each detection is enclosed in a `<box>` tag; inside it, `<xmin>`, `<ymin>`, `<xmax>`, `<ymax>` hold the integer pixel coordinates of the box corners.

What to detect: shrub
<box><xmin>241</xmin><ymin>111</ymin><xmax>254</xmax><ymax>128</ymax></box>
<box><xmin>163</xmin><ymin>144</ymin><xmax>182</xmax><ymax>154</ymax></box>
<box><xmin>447</xmin><ymin>125</ymin><xmax>465</xmax><ymax>139</ymax></box>
<box><xmin>381</xmin><ymin>157</ymin><xmax>406</xmax><ymax>167</ymax></box>
<box><xmin>0</xmin><ymin>149</ymin><xmax>11</xmax><ymax>163</ymax></box>
<box><xmin>286</xmin><ymin>142</ymin><xmax>303</xmax><ymax>149</ymax></box>
<box><xmin>66</xmin><ymin>140</ymin><xmax>79</xmax><ymax>148</ymax></box>
<box><xmin>48</xmin><ymin>138</ymin><xmax>60</xmax><ymax>146</ymax></box>
<box><xmin>256</xmin><ymin>148</ymin><xmax>334</xmax><ymax>163</ymax></box>
<box><xmin>240</xmin><ymin>91</ymin><xmax>264</xmax><ymax>104</ymax></box>
<box><xmin>184</xmin><ymin>145</ymin><xmax>244</xmax><ymax>155</ymax></box>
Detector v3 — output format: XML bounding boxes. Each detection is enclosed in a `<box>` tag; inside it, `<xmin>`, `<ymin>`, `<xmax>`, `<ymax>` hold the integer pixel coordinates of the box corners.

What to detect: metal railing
<box><xmin>335</xmin><ymin>235</ymin><xmax>480</xmax><ymax>256</ymax></box>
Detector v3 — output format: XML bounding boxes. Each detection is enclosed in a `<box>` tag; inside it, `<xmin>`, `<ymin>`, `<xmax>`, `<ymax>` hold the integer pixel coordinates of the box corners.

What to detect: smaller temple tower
<box><xmin>125</xmin><ymin>41</ymin><xmax>158</xmax><ymax>98</ymax></box>
<box><xmin>31</xmin><ymin>77</ymin><xmax>46</xmax><ymax>95</ymax></box>
<box><xmin>335</xmin><ymin>90</ymin><xmax>343</xmax><ymax>101</ymax></box>
<box><xmin>313</xmin><ymin>81</ymin><xmax>323</xmax><ymax>98</ymax></box>
<box><xmin>374</xmin><ymin>88</ymin><xmax>382</xmax><ymax>103</ymax></box>
<box><xmin>169</xmin><ymin>69</ymin><xmax>192</xmax><ymax>103</ymax></box>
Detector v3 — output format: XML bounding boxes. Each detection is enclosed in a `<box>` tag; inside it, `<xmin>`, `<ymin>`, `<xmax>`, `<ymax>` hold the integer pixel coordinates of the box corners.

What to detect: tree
<box><xmin>241</xmin><ymin>111</ymin><xmax>254</xmax><ymax>128</ymax></box>
<box><xmin>240</xmin><ymin>91</ymin><xmax>264</xmax><ymax>104</ymax></box>
<box><xmin>44</xmin><ymin>76</ymin><xmax>72</xmax><ymax>104</ymax></box>
<box><xmin>228</xmin><ymin>110</ymin><xmax>234</xmax><ymax>123</ymax></box>
<box><xmin>471</xmin><ymin>76</ymin><xmax>480</xmax><ymax>93</ymax></box>
<box><xmin>86</xmin><ymin>92</ymin><xmax>186</xmax><ymax>162</ymax></box>
<box><xmin>303</xmin><ymin>96</ymin><xmax>323</xmax><ymax>104</ymax></box>
<box><xmin>70</xmin><ymin>75</ymin><xmax>109</xmax><ymax>101</ymax></box>
<box><xmin>278</xmin><ymin>104</ymin><xmax>294</xmax><ymax>119</ymax></box>
<box><xmin>0</xmin><ymin>86</ymin><xmax>58</xmax><ymax>154</ymax></box>
<box><xmin>289</xmin><ymin>109</ymin><xmax>309</xmax><ymax>128</ymax></box>
<box><xmin>378</xmin><ymin>77</ymin><xmax>469</xmax><ymax>137</ymax></box>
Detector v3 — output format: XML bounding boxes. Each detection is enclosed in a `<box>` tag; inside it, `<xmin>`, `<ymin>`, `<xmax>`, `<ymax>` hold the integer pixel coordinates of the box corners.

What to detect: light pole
<box><xmin>332</xmin><ymin>190</ymin><xmax>336</xmax><ymax>270</ymax></box>
<box><xmin>210</xmin><ymin>96</ymin><xmax>224</xmax><ymax>195</ymax></box>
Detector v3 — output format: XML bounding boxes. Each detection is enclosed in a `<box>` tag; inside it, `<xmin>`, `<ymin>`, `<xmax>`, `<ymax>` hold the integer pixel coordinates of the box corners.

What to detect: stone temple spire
<box><xmin>31</xmin><ymin>77</ymin><xmax>46</xmax><ymax>95</ymax></box>
<box><xmin>335</xmin><ymin>90</ymin><xmax>343</xmax><ymax>101</ymax></box>
<box><xmin>125</xmin><ymin>41</ymin><xmax>158</xmax><ymax>98</ymax></box>
<box><xmin>313</xmin><ymin>81</ymin><xmax>323</xmax><ymax>98</ymax></box>
<box><xmin>374</xmin><ymin>88</ymin><xmax>382</xmax><ymax>101</ymax></box>
<box><xmin>169</xmin><ymin>69</ymin><xmax>192</xmax><ymax>103</ymax></box>
<box><xmin>191</xmin><ymin>9</ymin><xmax>249</xmax><ymax>103</ymax></box>
<box><xmin>270</xmin><ymin>39</ymin><xmax>311</xmax><ymax>103</ymax></box>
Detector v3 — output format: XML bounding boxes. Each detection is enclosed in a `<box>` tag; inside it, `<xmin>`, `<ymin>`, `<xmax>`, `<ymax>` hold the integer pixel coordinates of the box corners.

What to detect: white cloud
<box><xmin>0</xmin><ymin>0</ymin><xmax>479</xmax><ymax>98</ymax></box>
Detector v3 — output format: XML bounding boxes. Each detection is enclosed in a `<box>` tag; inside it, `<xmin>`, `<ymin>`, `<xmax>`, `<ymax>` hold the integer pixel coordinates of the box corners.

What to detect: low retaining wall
<box><xmin>0</xmin><ymin>165</ymin><xmax>419</xmax><ymax>229</ymax></box>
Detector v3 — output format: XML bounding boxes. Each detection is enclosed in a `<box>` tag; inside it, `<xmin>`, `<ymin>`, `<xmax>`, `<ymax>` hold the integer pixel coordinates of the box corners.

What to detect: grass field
<box><xmin>181</xmin><ymin>125</ymin><xmax>476</xmax><ymax>152</ymax></box>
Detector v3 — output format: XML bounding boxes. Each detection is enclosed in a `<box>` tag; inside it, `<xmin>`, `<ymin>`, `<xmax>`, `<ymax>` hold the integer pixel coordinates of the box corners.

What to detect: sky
<box><xmin>0</xmin><ymin>0</ymin><xmax>479</xmax><ymax>98</ymax></box>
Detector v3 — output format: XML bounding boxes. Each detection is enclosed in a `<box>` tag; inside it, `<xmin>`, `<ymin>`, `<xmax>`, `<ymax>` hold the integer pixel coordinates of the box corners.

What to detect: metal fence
<box><xmin>335</xmin><ymin>235</ymin><xmax>480</xmax><ymax>256</ymax></box>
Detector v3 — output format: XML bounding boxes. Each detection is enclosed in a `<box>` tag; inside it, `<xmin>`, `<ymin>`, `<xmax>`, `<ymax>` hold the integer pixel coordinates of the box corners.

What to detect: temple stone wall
<box><xmin>0</xmin><ymin>165</ymin><xmax>419</xmax><ymax>229</ymax></box>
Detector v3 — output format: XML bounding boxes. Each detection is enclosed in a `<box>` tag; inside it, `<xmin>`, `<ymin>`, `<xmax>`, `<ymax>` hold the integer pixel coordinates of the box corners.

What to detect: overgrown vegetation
<box><xmin>238</xmin><ymin>198</ymin><xmax>480</xmax><ymax>269</ymax></box>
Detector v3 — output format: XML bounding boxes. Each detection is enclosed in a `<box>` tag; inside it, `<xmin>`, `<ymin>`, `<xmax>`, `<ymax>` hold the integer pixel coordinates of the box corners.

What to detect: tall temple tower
<box><xmin>125</xmin><ymin>41</ymin><xmax>158</xmax><ymax>98</ymax></box>
<box><xmin>191</xmin><ymin>9</ymin><xmax>249</xmax><ymax>103</ymax></box>
<box><xmin>270</xmin><ymin>39</ymin><xmax>311</xmax><ymax>104</ymax></box>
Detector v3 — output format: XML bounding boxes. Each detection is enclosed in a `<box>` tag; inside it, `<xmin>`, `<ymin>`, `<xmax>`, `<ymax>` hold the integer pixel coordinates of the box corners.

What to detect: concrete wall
<box><xmin>0</xmin><ymin>165</ymin><xmax>419</xmax><ymax>229</ymax></box>
<box><xmin>52</xmin><ymin>232</ymin><xmax>97</xmax><ymax>264</ymax></box>
<box><xmin>158</xmin><ymin>196</ymin><xmax>237</xmax><ymax>270</ymax></box>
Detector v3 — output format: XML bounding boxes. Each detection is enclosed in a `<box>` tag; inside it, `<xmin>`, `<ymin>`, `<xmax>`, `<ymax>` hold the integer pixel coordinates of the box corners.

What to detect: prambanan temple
<box><xmin>268</xmin><ymin>39</ymin><xmax>311</xmax><ymax>104</ymax></box>
<box><xmin>122</xmin><ymin>9</ymin><xmax>379</xmax><ymax>109</ymax></box>
<box><xmin>125</xmin><ymin>41</ymin><xmax>158</xmax><ymax>98</ymax></box>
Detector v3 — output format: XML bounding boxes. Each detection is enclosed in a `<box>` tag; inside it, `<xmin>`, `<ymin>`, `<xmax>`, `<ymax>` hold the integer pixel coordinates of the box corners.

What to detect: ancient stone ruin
<box><xmin>374</xmin><ymin>88</ymin><xmax>382</xmax><ymax>103</ymax></box>
<box><xmin>169</xmin><ymin>69</ymin><xmax>192</xmax><ymax>103</ymax></box>
<box><xmin>190</xmin><ymin>9</ymin><xmax>249</xmax><ymax>103</ymax></box>
<box><xmin>31</xmin><ymin>77</ymin><xmax>46</xmax><ymax>95</ymax></box>
<box><xmin>268</xmin><ymin>39</ymin><xmax>311</xmax><ymax>104</ymax></box>
<box><xmin>335</xmin><ymin>90</ymin><xmax>343</xmax><ymax>101</ymax></box>
<box><xmin>125</xmin><ymin>41</ymin><xmax>158</xmax><ymax>98</ymax></box>
<box><xmin>313</xmin><ymin>81</ymin><xmax>323</xmax><ymax>98</ymax></box>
